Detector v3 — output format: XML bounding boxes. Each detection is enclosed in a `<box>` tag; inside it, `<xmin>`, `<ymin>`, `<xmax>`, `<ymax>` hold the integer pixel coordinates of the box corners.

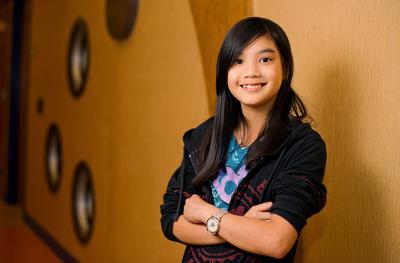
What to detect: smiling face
<box><xmin>227</xmin><ymin>35</ymin><xmax>283</xmax><ymax>115</ymax></box>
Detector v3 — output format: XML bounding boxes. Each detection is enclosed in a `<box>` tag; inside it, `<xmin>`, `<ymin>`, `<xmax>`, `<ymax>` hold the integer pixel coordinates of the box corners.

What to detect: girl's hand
<box><xmin>244</xmin><ymin>202</ymin><xmax>273</xmax><ymax>220</ymax></box>
<box><xmin>183</xmin><ymin>194</ymin><xmax>219</xmax><ymax>224</ymax></box>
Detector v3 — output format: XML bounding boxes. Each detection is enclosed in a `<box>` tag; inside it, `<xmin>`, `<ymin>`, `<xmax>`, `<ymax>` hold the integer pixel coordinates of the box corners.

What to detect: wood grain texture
<box><xmin>189</xmin><ymin>0</ymin><xmax>252</xmax><ymax>113</ymax></box>
<box><xmin>254</xmin><ymin>1</ymin><xmax>400</xmax><ymax>262</ymax></box>
<box><xmin>25</xmin><ymin>0</ymin><xmax>209</xmax><ymax>262</ymax></box>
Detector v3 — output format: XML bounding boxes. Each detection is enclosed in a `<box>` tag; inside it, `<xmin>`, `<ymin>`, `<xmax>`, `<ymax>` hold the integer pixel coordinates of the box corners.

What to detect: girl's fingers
<box><xmin>256</xmin><ymin>212</ymin><xmax>272</xmax><ymax>220</ymax></box>
<box><xmin>253</xmin><ymin>202</ymin><xmax>273</xmax><ymax>212</ymax></box>
<box><xmin>244</xmin><ymin>202</ymin><xmax>274</xmax><ymax>218</ymax></box>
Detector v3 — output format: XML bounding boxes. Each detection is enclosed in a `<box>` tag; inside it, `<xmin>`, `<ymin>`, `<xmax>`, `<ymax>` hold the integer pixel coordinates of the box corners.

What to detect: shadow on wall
<box><xmin>298</xmin><ymin>62</ymin><xmax>389</xmax><ymax>263</ymax></box>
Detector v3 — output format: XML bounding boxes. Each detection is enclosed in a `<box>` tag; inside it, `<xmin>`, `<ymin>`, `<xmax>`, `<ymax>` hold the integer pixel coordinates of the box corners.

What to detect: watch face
<box><xmin>207</xmin><ymin>217</ymin><xmax>219</xmax><ymax>233</ymax></box>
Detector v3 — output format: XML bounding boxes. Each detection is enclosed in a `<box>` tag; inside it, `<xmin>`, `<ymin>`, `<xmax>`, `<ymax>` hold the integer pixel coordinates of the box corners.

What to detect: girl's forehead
<box><xmin>241</xmin><ymin>36</ymin><xmax>278</xmax><ymax>54</ymax></box>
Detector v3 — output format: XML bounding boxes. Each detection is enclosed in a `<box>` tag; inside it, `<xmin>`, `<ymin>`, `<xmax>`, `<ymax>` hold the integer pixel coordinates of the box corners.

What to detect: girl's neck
<box><xmin>235</xmin><ymin>106</ymin><xmax>270</xmax><ymax>146</ymax></box>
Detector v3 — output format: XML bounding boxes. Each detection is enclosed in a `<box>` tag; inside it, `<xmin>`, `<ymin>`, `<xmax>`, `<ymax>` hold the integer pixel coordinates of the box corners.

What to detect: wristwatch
<box><xmin>206</xmin><ymin>209</ymin><xmax>228</xmax><ymax>235</ymax></box>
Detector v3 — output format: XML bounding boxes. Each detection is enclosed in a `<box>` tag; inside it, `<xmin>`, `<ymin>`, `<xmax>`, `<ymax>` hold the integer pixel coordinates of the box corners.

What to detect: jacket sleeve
<box><xmin>160</xmin><ymin>148</ymin><xmax>198</xmax><ymax>243</ymax></box>
<box><xmin>270</xmin><ymin>132</ymin><xmax>327</xmax><ymax>233</ymax></box>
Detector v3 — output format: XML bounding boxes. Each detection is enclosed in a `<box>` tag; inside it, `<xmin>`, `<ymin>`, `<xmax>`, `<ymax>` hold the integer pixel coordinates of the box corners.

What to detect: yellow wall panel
<box><xmin>189</xmin><ymin>0</ymin><xmax>252</xmax><ymax>113</ymax></box>
<box><xmin>26</xmin><ymin>0</ymin><xmax>209</xmax><ymax>262</ymax></box>
<box><xmin>26</xmin><ymin>0</ymin><xmax>400</xmax><ymax>262</ymax></box>
<box><xmin>254</xmin><ymin>1</ymin><xmax>400</xmax><ymax>262</ymax></box>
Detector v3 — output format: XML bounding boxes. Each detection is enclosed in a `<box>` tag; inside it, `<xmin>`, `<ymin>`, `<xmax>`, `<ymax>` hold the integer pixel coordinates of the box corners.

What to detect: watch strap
<box><xmin>214</xmin><ymin>209</ymin><xmax>228</xmax><ymax>221</ymax></box>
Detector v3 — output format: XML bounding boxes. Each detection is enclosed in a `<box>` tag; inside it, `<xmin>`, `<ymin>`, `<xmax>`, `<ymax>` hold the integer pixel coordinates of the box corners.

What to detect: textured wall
<box><xmin>254</xmin><ymin>1</ymin><xmax>400</xmax><ymax>262</ymax></box>
<box><xmin>25</xmin><ymin>0</ymin><xmax>400</xmax><ymax>262</ymax></box>
<box><xmin>189</xmin><ymin>0</ymin><xmax>252</xmax><ymax>112</ymax></box>
<box><xmin>25</xmin><ymin>0</ymin><xmax>208</xmax><ymax>262</ymax></box>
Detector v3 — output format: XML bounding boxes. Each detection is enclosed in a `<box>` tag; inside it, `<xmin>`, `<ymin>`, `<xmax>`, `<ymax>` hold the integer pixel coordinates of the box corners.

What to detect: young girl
<box><xmin>161</xmin><ymin>17</ymin><xmax>327</xmax><ymax>262</ymax></box>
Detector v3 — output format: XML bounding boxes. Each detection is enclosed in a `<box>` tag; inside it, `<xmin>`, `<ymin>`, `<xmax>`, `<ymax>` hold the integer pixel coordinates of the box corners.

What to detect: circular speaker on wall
<box><xmin>72</xmin><ymin>161</ymin><xmax>95</xmax><ymax>244</ymax></box>
<box><xmin>45</xmin><ymin>124</ymin><xmax>62</xmax><ymax>192</ymax></box>
<box><xmin>106</xmin><ymin>0</ymin><xmax>139</xmax><ymax>40</ymax></box>
<box><xmin>67</xmin><ymin>18</ymin><xmax>89</xmax><ymax>98</ymax></box>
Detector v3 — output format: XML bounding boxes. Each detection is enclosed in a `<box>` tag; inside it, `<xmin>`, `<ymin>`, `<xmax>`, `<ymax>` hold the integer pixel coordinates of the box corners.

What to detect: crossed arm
<box><xmin>172</xmin><ymin>194</ymin><xmax>298</xmax><ymax>259</ymax></box>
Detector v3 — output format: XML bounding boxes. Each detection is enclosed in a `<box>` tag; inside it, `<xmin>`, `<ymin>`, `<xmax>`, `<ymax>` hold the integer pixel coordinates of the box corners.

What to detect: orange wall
<box><xmin>24</xmin><ymin>0</ymin><xmax>400</xmax><ymax>262</ymax></box>
<box><xmin>26</xmin><ymin>0</ymin><xmax>208</xmax><ymax>261</ymax></box>
<box><xmin>254</xmin><ymin>0</ymin><xmax>400</xmax><ymax>262</ymax></box>
<box><xmin>189</xmin><ymin>0</ymin><xmax>252</xmax><ymax>112</ymax></box>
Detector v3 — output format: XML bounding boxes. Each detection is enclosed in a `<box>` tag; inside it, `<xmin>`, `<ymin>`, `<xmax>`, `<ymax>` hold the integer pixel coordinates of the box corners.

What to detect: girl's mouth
<box><xmin>240</xmin><ymin>83</ymin><xmax>266</xmax><ymax>90</ymax></box>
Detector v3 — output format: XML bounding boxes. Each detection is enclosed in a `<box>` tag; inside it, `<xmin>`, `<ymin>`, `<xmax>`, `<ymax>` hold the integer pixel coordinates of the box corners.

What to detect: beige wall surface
<box><xmin>189</xmin><ymin>0</ymin><xmax>252</xmax><ymax>112</ymax></box>
<box><xmin>254</xmin><ymin>1</ymin><xmax>400</xmax><ymax>262</ymax></box>
<box><xmin>26</xmin><ymin>0</ymin><xmax>208</xmax><ymax>262</ymax></box>
<box><xmin>24</xmin><ymin>0</ymin><xmax>400</xmax><ymax>262</ymax></box>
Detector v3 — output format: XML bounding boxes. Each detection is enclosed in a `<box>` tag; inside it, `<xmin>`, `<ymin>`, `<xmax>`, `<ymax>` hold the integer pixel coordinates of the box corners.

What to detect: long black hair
<box><xmin>192</xmin><ymin>17</ymin><xmax>308</xmax><ymax>186</ymax></box>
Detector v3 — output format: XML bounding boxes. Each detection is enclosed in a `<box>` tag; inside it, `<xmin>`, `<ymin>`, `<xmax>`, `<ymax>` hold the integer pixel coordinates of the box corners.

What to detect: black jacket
<box><xmin>160</xmin><ymin>118</ymin><xmax>327</xmax><ymax>262</ymax></box>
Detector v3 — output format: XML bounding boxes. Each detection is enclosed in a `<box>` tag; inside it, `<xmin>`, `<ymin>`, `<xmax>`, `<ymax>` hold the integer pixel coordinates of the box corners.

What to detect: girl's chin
<box><xmin>239</xmin><ymin>101</ymin><xmax>273</xmax><ymax>111</ymax></box>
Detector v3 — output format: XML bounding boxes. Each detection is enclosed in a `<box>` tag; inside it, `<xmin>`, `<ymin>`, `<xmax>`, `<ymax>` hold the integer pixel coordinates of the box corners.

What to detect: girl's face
<box><xmin>227</xmin><ymin>36</ymin><xmax>283</xmax><ymax>114</ymax></box>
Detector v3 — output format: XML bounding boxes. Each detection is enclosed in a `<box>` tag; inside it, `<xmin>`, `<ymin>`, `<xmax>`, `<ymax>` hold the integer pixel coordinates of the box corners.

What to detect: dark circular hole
<box><xmin>45</xmin><ymin>124</ymin><xmax>62</xmax><ymax>192</ymax></box>
<box><xmin>72</xmin><ymin>161</ymin><xmax>95</xmax><ymax>244</ymax></box>
<box><xmin>67</xmin><ymin>18</ymin><xmax>90</xmax><ymax>98</ymax></box>
<box><xmin>106</xmin><ymin>0</ymin><xmax>139</xmax><ymax>40</ymax></box>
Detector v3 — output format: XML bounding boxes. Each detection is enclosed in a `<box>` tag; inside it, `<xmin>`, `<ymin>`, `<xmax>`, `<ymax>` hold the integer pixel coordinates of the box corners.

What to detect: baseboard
<box><xmin>23</xmin><ymin>212</ymin><xmax>79</xmax><ymax>263</ymax></box>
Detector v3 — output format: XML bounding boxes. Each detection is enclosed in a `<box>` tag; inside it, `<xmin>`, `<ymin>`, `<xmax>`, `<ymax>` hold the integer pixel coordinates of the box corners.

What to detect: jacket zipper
<box><xmin>227</xmin><ymin>157</ymin><xmax>266</xmax><ymax>211</ymax></box>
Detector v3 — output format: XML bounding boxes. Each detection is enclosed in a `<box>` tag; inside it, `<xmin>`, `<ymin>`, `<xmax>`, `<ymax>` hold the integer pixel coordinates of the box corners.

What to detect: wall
<box><xmin>254</xmin><ymin>1</ymin><xmax>400</xmax><ymax>262</ymax></box>
<box><xmin>25</xmin><ymin>0</ymin><xmax>208</xmax><ymax>262</ymax></box>
<box><xmin>0</xmin><ymin>0</ymin><xmax>13</xmax><ymax>198</ymax></box>
<box><xmin>24</xmin><ymin>0</ymin><xmax>400</xmax><ymax>262</ymax></box>
<box><xmin>189</xmin><ymin>0</ymin><xmax>252</xmax><ymax>112</ymax></box>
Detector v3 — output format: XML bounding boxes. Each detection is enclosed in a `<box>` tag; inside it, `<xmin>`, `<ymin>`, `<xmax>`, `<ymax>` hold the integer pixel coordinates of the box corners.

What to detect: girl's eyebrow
<box><xmin>257</xmin><ymin>48</ymin><xmax>276</xmax><ymax>54</ymax></box>
<box><xmin>237</xmin><ymin>48</ymin><xmax>276</xmax><ymax>57</ymax></box>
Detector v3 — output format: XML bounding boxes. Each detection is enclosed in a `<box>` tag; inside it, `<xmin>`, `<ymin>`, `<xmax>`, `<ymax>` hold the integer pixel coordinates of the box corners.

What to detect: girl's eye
<box><xmin>259</xmin><ymin>57</ymin><xmax>272</xmax><ymax>63</ymax></box>
<box><xmin>234</xmin><ymin>59</ymin><xmax>243</xmax><ymax>65</ymax></box>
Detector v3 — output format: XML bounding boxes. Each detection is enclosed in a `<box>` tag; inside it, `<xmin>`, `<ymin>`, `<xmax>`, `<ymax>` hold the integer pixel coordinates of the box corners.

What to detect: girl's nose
<box><xmin>244</xmin><ymin>62</ymin><xmax>261</xmax><ymax>78</ymax></box>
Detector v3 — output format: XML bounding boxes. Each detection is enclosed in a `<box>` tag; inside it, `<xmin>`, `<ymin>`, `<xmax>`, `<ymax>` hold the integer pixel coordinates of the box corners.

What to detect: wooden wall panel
<box><xmin>189</xmin><ymin>0</ymin><xmax>252</xmax><ymax>113</ymax></box>
<box><xmin>254</xmin><ymin>1</ymin><xmax>400</xmax><ymax>262</ymax></box>
<box><xmin>26</xmin><ymin>0</ymin><xmax>208</xmax><ymax>262</ymax></box>
<box><xmin>26</xmin><ymin>0</ymin><xmax>400</xmax><ymax>262</ymax></box>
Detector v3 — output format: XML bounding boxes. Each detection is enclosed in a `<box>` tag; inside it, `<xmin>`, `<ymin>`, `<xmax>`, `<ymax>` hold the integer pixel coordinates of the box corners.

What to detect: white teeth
<box><xmin>242</xmin><ymin>84</ymin><xmax>263</xmax><ymax>89</ymax></box>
